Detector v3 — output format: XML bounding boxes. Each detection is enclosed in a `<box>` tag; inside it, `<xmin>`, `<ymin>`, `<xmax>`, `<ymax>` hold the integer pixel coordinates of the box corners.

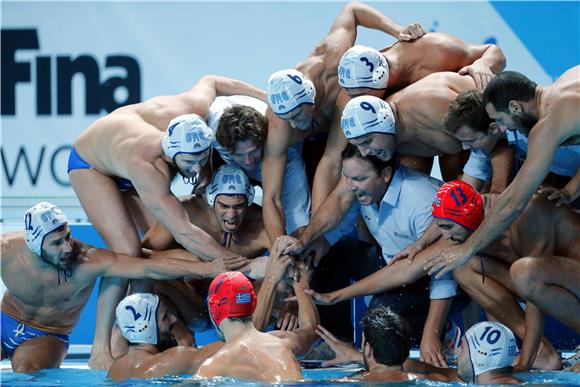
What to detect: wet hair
<box><xmin>362</xmin><ymin>306</ymin><xmax>411</xmax><ymax>366</ymax></box>
<box><xmin>216</xmin><ymin>105</ymin><xmax>267</xmax><ymax>154</ymax></box>
<box><xmin>444</xmin><ymin>90</ymin><xmax>492</xmax><ymax>135</ymax></box>
<box><xmin>483</xmin><ymin>71</ymin><xmax>537</xmax><ymax>113</ymax></box>
<box><xmin>341</xmin><ymin>143</ymin><xmax>397</xmax><ymax>176</ymax></box>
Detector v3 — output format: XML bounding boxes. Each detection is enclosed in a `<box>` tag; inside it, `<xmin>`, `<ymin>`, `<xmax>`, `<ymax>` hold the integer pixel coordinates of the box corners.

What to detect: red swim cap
<box><xmin>432</xmin><ymin>180</ymin><xmax>483</xmax><ymax>231</ymax></box>
<box><xmin>208</xmin><ymin>272</ymin><xmax>257</xmax><ymax>327</ymax></box>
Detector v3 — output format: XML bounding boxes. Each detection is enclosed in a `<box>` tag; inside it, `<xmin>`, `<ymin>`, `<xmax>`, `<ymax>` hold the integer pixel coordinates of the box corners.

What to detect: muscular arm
<box><xmin>300</xmin><ymin>176</ymin><xmax>355</xmax><ymax>248</ymax></box>
<box><xmin>132</xmin><ymin>162</ymin><xmax>239</xmax><ymax>261</ymax></box>
<box><xmin>262</xmin><ymin>113</ymin><xmax>292</xmax><ymax>243</ymax></box>
<box><xmin>324</xmin><ymin>1</ymin><xmax>423</xmax><ymax>49</ymax></box>
<box><xmin>86</xmin><ymin>248</ymin><xmax>222</xmax><ymax>279</ymax></box>
<box><xmin>252</xmin><ymin>278</ymin><xmax>279</xmax><ymax>332</ymax></box>
<box><xmin>272</xmin><ymin>274</ymin><xmax>319</xmax><ymax>356</ymax></box>
<box><xmin>187</xmin><ymin>75</ymin><xmax>267</xmax><ymax>108</ymax></box>
<box><xmin>489</xmin><ymin>138</ymin><xmax>515</xmax><ymax>193</ymax></box>
<box><xmin>452</xmin><ymin>126</ymin><xmax>558</xmax><ymax>271</ymax></box>
<box><xmin>312</xmin><ymin>93</ymin><xmax>350</xmax><ymax>211</ymax></box>
<box><xmin>420</xmin><ymin>298</ymin><xmax>453</xmax><ymax>367</ymax></box>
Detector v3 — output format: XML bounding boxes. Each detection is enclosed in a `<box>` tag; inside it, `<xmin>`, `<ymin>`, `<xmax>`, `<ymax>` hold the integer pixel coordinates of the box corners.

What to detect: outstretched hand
<box><xmin>316</xmin><ymin>324</ymin><xmax>361</xmax><ymax>367</ymax></box>
<box><xmin>398</xmin><ymin>22</ymin><xmax>426</xmax><ymax>41</ymax></box>
<box><xmin>423</xmin><ymin>244</ymin><xmax>472</xmax><ymax>278</ymax></box>
<box><xmin>277</xmin><ymin>235</ymin><xmax>306</xmax><ymax>256</ymax></box>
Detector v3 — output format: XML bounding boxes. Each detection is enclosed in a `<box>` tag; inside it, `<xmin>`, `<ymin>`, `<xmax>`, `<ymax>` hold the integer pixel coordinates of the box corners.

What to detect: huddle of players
<box><xmin>2</xmin><ymin>1</ymin><xmax>579</xmax><ymax>382</ymax></box>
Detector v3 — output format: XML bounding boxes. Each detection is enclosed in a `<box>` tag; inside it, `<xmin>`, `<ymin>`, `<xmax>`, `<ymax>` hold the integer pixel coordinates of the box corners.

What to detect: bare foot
<box><xmin>532</xmin><ymin>340</ymin><xmax>562</xmax><ymax>370</ymax></box>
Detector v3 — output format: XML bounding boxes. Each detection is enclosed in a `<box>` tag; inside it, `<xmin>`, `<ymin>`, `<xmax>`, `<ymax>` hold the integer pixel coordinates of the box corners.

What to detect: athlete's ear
<box><xmin>381</xmin><ymin>165</ymin><xmax>393</xmax><ymax>183</ymax></box>
<box><xmin>488</xmin><ymin>122</ymin><xmax>500</xmax><ymax>135</ymax></box>
<box><xmin>507</xmin><ymin>100</ymin><xmax>522</xmax><ymax>115</ymax></box>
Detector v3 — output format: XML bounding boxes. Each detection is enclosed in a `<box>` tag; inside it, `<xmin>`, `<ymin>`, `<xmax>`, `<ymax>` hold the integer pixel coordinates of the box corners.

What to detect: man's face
<box><xmin>349</xmin><ymin>133</ymin><xmax>395</xmax><ymax>161</ymax></box>
<box><xmin>342</xmin><ymin>157</ymin><xmax>389</xmax><ymax>206</ymax></box>
<box><xmin>435</xmin><ymin>219</ymin><xmax>471</xmax><ymax>243</ymax></box>
<box><xmin>277</xmin><ymin>104</ymin><xmax>315</xmax><ymax>130</ymax></box>
<box><xmin>457</xmin><ymin>336</ymin><xmax>474</xmax><ymax>382</ymax></box>
<box><xmin>455</xmin><ymin>124</ymin><xmax>497</xmax><ymax>152</ymax></box>
<box><xmin>42</xmin><ymin>225</ymin><xmax>74</xmax><ymax>269</ymax></box>
<box><xmin>213</xmin><ymin>195</ymin><xmax>248</xmax><ymax>233</ymax></box>
<box><xmin>156</xmin><ymin>299</ymin><xmax>178</xmax><ymax>342</ymax></box>
<box><xmin>174</xmin><ymin>151</ymin><xmax>210</xmax><ymax>180</ymax></box>
<box><xmin>485</xmin><ymin>103</ymin><xmax>538</xmax><ymax>135</ymax></box>
<box><xmin>230</xmin><ymin>139</ymin><xmax>262</xmax><ymax>171</ymax></box>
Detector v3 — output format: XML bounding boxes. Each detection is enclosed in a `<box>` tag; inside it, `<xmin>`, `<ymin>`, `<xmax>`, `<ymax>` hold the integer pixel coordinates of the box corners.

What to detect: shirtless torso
<box><xmin>196</xmin><ymin>329</ymin><xmax>302</xmax><ymax>382</ymax></box>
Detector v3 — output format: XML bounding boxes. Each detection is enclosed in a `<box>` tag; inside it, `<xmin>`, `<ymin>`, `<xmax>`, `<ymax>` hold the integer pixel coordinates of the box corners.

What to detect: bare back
<box><xmin>389</xmin><ymin>72</ymin><xmax>476</xmax><ymax>157</ymax></box>
<box><xmin>537</xmin><ymin>66</ymin><xmax>580</xmax><ymax>145</ymax></box>
<box><xmin>74</xmin><ymin>91</ymin><xmax>206</xmax><ymax>178</ymax></box>
<box><xmin>0</xmin><ymin>233</ymin><xmax>95</xmax><ymax>334</ymax></box>
<box><xmin>509</xmin><ymin>194</ymin><xmax>580</xmax><ymax>259</ymax></box>
<box><xmin>383</xmin><ymin>33</ymin><xmax>489</xmax><ymax>92</ymax></box>
<box><xmin>196</xmin><ymin>330</ymin><xmax>302</xmax><ymax>382</ymax></box>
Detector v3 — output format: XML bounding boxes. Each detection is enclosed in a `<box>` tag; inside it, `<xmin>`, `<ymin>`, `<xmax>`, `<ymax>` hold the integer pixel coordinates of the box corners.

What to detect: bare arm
<box><xmin>489</xmin><ymin>138</ymin><xmax>515</xmax><ymax>193</ymax></box>
<box><xmin>87</xmin><ymin>248</ymin><xmax>224</xmax><ymax>279</ymax></box>
<box><xmin>187</xmin><ymin>75</ymin><xmax>267</xmax><ymax>107</ymax></box>
<box><xmin>253</xmin><ymin>239</ymin><xmax>293</xmax><ymax>331</ymax></box>
<box><xmin>306</xmin><ymin>241</ymin><xmax>453</xmax><ymax>305</ymax></box>
<box><xmin>274</xmin><ymin>264</ymin><xmax>319</xmax><ymax>356</ymax></box>
<box><xmin>425</xmin><ymin>125</ymin><xmax>558</xmax><ymax>278</ymax></box>
<box><xmin>324</xmin><ymin>1</ymin><xmax>425</xmax><ymax>49</ymax></box>
<box><xmin>311</xmin><ymin>93</ymin><xmax>350</xmax><ymax>211</ymax></box>
<box><xmin>262</xmin><ymin>113</ymin><xmax>292</xmax><ymax>244</ymax></box>
<box><xmin>458</xmin><ymin>42</ymin><xmax>507</xmax><ymax>89</ymax></box>
<box><xmin>420</xmin><ymin>298</ymin><xmax>453</xmax><ymax>368</ymax></box>
<box><xmin>132</xmin><ymin>162</ymin><xmax>243</xmax><ymax>262</ymax></box>
<box><xmin>515</xmin><ymin>302</ymin><xmax>544</xmax><ymax>371</ymax></box>
<box><xmin>538</xmin><ymin>164</ymin><xmax>580</xmax><ymax>206</ymax></box>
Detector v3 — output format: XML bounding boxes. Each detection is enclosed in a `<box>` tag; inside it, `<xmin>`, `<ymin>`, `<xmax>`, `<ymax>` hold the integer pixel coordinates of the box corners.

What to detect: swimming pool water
<box><xmin>1</xmin><ymin>362</ymin><xmax>579</xmax><ymax>387</ymax></box>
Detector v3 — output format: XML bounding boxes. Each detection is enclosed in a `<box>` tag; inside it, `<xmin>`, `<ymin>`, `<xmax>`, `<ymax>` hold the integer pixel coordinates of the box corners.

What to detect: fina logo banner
<box><xmin>1</xmin><ymin>1</ymin><xmax>558</xmax><ymax>201</ymax></box>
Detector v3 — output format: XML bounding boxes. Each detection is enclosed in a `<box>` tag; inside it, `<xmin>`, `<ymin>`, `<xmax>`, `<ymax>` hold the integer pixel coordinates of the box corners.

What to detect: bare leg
<box><xmin>454</xmin><ymin>256</ymin><xmax>561</xmax><ymax>370</ymax></box>
<box><xmin>69</xmin><ymin>169</ymin><xmax>142</xmax><ymax>370</ymax></box>
<box><xmin>124</xmin><ymin>190</ymin><xmax>157</xmax><ymax>236</ymax></box>
<box><xmin>11</xmin><ymin>337</ymin><xmax>67</xmax><ymax>373</ymax></box>
<box><xmin>511</xmin><ymin>256</ymin><xmax>580</xmax><ymax>332</ymax></box>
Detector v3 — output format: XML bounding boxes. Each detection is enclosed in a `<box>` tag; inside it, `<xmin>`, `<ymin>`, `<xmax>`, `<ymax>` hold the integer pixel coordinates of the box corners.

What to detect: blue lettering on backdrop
<box><xmin>1</xmin><ymin>145</ymin><xmax>72</xmax><ymax>187</ymax></box>
<box><xmin>1</xmin><ymin>28</ymin><xmax>141</xmax><ymax>116</ymax></box>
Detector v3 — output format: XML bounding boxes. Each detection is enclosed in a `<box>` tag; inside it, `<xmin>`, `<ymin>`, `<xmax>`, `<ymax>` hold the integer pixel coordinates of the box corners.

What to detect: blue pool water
<box><xmin>1</xmin><ymin>362</ymin><xmax>579</xmax><ymax>386</ymax></box>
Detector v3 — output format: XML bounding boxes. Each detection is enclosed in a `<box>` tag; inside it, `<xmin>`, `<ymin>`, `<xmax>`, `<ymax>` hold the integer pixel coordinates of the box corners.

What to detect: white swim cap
<box><xmin>338</xmin><ymin>45</ymin><xmax>389</xmax><ymax>90</ymax></box>
<box><xmin>206</xmin><ymin>165</ymin><xmax>255</xmax><ymax>207</ymax></box>
<box><xmin>24</xmin><ymin>202</ymin><xmax>68</xmax><ymax>256</ymax></box>
<box><xmin>162</xmin><ymin>114</ymin><xmax>213</xmax><ymax>161</ymax></box>
<box><xmin>466</xmin><ymin>321</ymin><xmax>518</xmax><ymax>377</ymax></box>
<box><xmin>341</xmin><ymin>95</ymin><xmax>396</xmax><ymax>139</ymax></box>
<box><xmin>116</xmin><ymin>293</ymin><xmax>159</xmax><ymax>345</ymax></box>
<box><xmin>267</xmin><ymin>69</ymin><xmax>316</xmax><ymax>115</ymax></box>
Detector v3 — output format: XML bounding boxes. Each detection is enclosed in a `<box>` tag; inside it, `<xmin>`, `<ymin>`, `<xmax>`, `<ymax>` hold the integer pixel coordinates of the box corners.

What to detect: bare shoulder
<box><xmin>0</xmin><ymin>232</ymin><xmax>27</xmax><ymax>267</ymax></box>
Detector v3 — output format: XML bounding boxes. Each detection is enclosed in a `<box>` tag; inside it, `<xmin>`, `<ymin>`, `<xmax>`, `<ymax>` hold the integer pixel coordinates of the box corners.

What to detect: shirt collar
<box><xmin>381</xmin><ymin>166</ymin><xmax>404</xmax><ymax>208</ymax></box>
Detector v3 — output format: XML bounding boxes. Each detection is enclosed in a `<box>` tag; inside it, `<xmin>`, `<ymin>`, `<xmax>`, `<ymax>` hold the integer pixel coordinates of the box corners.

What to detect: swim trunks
<box><xmin>67</xmin><ymin>146</ymin><xmax>134</xmax><ymax>192</ymax></box>
<box><xmin>1</xmin><ymin>311</ymin><xmax>70</xmax><ymax>358</ymax></box>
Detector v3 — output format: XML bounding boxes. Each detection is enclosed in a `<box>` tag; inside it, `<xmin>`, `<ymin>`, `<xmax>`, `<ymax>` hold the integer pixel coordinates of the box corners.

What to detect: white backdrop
<box><xmin>1</xmin><ymin>1</ymin><xmax>555</xmax><ymax>221</ymax></box>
